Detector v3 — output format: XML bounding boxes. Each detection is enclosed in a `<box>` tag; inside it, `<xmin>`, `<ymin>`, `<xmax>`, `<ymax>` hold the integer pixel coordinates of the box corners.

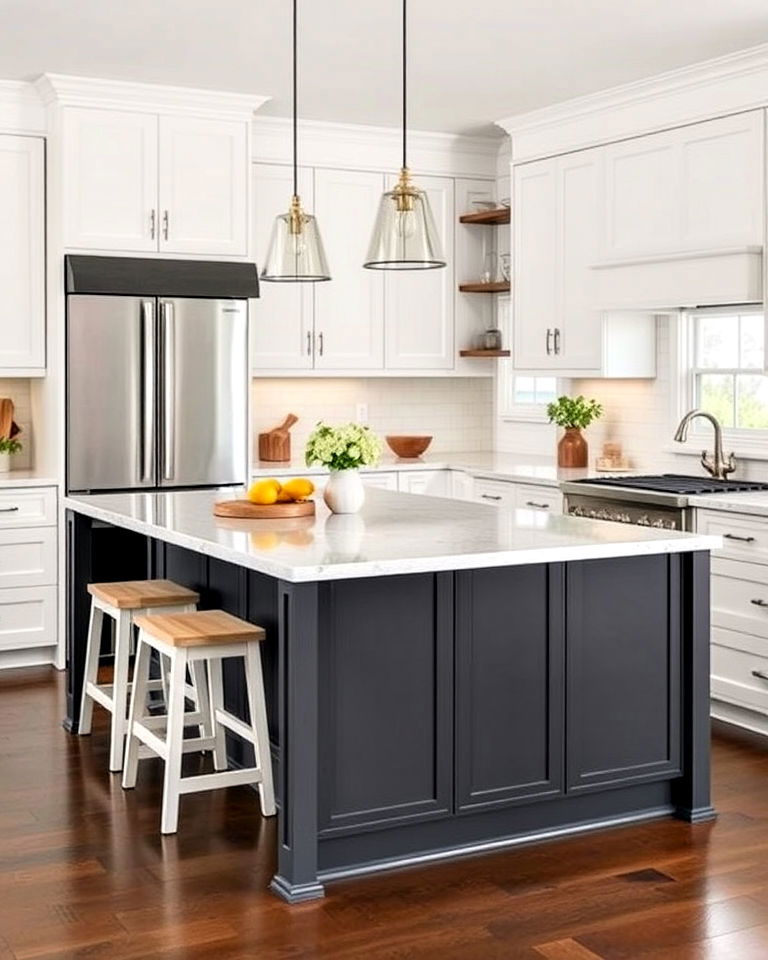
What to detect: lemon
<box><xmin>282</xmin><ymin>477</ymin><xmax>315</xmax><ymax>501</ymax></box>
<box><xmin>247</xmin><ymin>480</ymin><xmax>280</xmax><ymax>505</ymax></box>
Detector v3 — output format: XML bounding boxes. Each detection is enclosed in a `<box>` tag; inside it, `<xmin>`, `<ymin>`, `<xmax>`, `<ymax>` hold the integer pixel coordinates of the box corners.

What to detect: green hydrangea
<box><xmin>305</xmin><ymin>422</ymin><xmax>382</xmax><ymax>471</ymax></box>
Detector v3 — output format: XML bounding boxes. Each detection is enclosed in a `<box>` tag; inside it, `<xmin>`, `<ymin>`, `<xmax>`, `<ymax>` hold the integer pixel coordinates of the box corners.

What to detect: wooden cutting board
<box><xmin>213</xmin><ymin>499</ymin><xmax>315</xmax><ymax>519</ymax></box>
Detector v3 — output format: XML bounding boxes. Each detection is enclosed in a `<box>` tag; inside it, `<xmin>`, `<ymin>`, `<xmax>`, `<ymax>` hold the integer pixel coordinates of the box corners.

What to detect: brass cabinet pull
<box><xmin>724</xmin><ymin>533</ymin><xmax>756</xmax><ymax>543</ymax></box>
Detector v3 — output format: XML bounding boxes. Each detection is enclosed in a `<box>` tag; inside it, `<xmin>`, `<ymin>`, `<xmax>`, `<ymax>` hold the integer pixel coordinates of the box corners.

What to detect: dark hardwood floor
<box><xmin>2</xmin><ymin>668</ymin><xmax>768</xmax><ymax>959</ymax></box>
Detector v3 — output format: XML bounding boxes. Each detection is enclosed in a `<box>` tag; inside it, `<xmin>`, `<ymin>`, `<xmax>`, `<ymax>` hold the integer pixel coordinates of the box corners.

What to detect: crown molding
<box><xmin>35</xmin><ymin>73</ymin><xmax>270</xmax><ymax>120</ymax></box>
<box><xmin>252</xmin><ymin>115</ymin><xmax>501</xmax><ymax>178</ymax></box>
<box><xmin>496</xmin><ymin>42</ymin><xmax>768</xmax><ymax>163</ymax></box>
<box><xmin>0</xmin><ymin>80</ymin><xmax>46</xmax><ymax>135</ymax></box>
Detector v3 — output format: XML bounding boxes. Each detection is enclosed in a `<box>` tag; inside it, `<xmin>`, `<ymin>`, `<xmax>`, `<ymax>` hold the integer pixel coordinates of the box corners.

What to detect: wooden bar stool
<box><xmin>122</xmin><ymin>609</ymin><xmax>276</xmax><ymax>835</ymax></box>
<box><xmin>79</xmin><ymin>579</ymin><xmax>200</xmax><ymax>772</ymax></box>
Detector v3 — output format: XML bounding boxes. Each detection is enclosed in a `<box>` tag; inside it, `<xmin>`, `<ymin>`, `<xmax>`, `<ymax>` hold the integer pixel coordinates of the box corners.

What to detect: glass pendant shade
<box><xmin>364</xmin><ymin>172</ymin><xmax>445</xmax><ymax>270</ymax></box>
<box><xmin>261</xmin><ymin>198</ymin><xmax>331</xmax><ymax>282</ymax></box>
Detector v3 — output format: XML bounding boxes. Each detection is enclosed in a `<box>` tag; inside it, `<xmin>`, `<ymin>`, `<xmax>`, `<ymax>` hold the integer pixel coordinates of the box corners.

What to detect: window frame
<box><xmin>671</xmin><ymin>304</ymin><xmax>768</xmax><ymax>459</ymax></box>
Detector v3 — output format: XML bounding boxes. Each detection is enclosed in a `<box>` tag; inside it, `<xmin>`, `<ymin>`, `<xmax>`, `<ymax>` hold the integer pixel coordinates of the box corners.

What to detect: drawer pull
<box><xmin>481</xmin><ymin>494</ymin><xmax>502</xmax><ymax>501</ymax></box>
<box><xmin>750</xmin><ymin>598</ymin><xmax>768</xmax><ymax>608</ymax></box>
<box><xmin>525</xmin><ymin>501</ymin><xmax>550</xmax><ymax>510</ymax></box>
<box><xmin>724</xmin><ymin>533</ymin><xmax>756</xmax><ymax>543</ymax></box>
<box><xmin>752</xmin><ymin>669</ymin><xmax>768</xmax><ymax>682</ymax></box>
<box><xmin>0</xmin><ymin>506</ymin><xmax>19</xmax><ymax>513</ymax></box>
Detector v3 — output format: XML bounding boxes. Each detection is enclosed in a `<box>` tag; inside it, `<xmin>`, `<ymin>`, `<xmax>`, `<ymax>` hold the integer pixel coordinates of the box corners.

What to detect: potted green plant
<box><xmin>0</xmin><ymin>435</ymin><xmax>22</xmax><ymax>474</ymax></box>
<box><xmin>306</xmin><ymin>422</ymin><xmax>382</xmax><ymax>514</ymax></box>
<box><xmin>547</xmin><ymin>395</ymin><xmax>603</xmax><ymax>468</ymax></box>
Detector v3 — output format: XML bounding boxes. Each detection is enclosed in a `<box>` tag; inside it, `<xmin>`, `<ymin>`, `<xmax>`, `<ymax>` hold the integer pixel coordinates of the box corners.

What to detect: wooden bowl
<box><xmin>385</xmin><ymin>435</ymin><xmax>433</xmax><ymax>459</ymax></box>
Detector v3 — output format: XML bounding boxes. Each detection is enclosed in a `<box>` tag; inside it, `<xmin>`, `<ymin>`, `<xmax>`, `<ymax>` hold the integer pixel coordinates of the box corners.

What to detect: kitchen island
<box><xmin>63</xmin><ymin>487</ymin><xmax>719</xmax><ymax>903</ymax></box>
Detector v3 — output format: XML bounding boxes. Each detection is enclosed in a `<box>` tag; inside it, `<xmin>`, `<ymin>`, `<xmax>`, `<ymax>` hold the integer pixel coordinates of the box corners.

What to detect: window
<box><xmin>691</xmin><ymin>306</ymin><xmax>768</xmax><ymax>430</ymax></box>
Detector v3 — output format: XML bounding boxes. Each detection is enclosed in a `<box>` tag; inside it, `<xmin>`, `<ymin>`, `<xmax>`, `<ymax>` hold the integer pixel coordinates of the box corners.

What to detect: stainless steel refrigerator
<box><xmin>66</xmin><ymin>256</ymin><xmax>257</xmax><ymax>493</ymax></box>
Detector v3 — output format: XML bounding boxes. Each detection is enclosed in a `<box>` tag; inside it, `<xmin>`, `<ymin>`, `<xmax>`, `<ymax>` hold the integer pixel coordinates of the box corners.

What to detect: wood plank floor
<box><xmin>3</xmin><ymin>669</ymin><xmax>768</xmax><ymax>960</ymax></box>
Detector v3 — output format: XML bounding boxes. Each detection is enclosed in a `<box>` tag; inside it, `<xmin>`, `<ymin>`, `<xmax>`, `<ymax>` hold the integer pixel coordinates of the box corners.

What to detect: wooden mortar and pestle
<box><xmin>258</xmin><ymin>413</ymin><xmax>298</xmax><ymax>462</ymax></box>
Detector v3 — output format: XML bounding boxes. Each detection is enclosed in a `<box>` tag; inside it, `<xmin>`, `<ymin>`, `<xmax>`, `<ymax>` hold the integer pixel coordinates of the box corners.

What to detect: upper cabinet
<box><xmin>62</xmin><ymin>107</ymin><xmax>249</xmax><ymax>256</ymax></box>
<box><xmin>602</xmin><ymin>111</ymin><xmax>764</xmax><ymax>258</ymax></box>
<box><xmin>0</xmin><ymin>136</ymin><xmax>45</xmax><ymax>375</ymax></box>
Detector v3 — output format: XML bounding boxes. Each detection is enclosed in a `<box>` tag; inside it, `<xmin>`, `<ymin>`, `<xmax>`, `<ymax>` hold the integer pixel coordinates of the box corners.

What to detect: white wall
<box><xmin>0</xmin><ymin>379</ymin><xmax>32</xmax><ymax>468</ymax></box>
<box><xmin>252</xmin><ymin>377</ymin><xmax>493</xmax><ymax>462</ymax></box>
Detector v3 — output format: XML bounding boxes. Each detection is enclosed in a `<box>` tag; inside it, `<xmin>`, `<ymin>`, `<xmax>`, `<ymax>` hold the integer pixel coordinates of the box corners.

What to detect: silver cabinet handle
<box><xmin>724</xmin><ymin>533</ymin><xmax>756</xmax><ymax>543</ymax></box>
<box><xmin>150</xmin><ymin>209</ymin><xmax>156</xmax><ymax>240</ymax></box>
<box><xmin>140</xmin><ymin>300</ymin><xmax>155</xmax><ymax>484</ymax></box>
<box><xmin>525</xmin><ymin>501</ymin><xmax>550</xmax><ymax>509</ymax></box>
<box><xmin>481</xmin><ymin>494</ymin><xmax>502</xmax><ymax>501</ymax></box>
<box><xmin>0</xmin><ymin>506</ymin><xmax>19</xmax><ymax>513</ymax></box>
<box><xmin>306</xmin><ymin>331</ymin><xmax>312</xmax><ymax>356</ymax></box>
<box><xmin>162</xmin><ymin>210</ymin><xmax>169</xmax><ymax>241</ymax></box>
<box><xmin>752</xmin><ymin>669</ymin><xmax>768</xmax><ymax>682</ymax></box>
<box><xmin>161</xmin><ymin>301</ymin><xmax>175</xmax><ymax>482</ymax></box>
<box><xmin>553</xmin><ymin>327</ymin><xmax>561</xmax><ymax>355</ymax></box>
<box><xmin>318</xmin><ymin>331</ymin><xmax>324</xmax><ymax>357</ymax></box>
<box><xmin>750</xmin><ymin>598</ymin><xmax>768</xmax><ymax>608</ymax></box>
<box><xmin>546</xmin><ymin>328</ymin><xmax>553</xmax><ymax>356</ymax></box>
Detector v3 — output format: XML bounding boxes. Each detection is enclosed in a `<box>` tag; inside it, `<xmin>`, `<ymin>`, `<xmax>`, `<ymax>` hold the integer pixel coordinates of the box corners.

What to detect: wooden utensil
<box><xmin>0</xmin><ymin>399</ymin><xmax>13</xmax><ymax>440</ymax></box>
<box><xmin>213</xmin><ymin>499</ymin><xmax>315</xmax><ymax>519</ymax></box>
<box><xmin>258</xmin><ymin>413</ymin><xmax>299</xmax><ymax>462</ymax></box>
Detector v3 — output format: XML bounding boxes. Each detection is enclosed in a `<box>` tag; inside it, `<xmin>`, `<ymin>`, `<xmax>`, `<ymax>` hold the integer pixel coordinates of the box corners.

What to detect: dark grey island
<box><xmin>63</xmin><ymin>487</ymin><xmax>720</xmax><ymax>902</ymax></box>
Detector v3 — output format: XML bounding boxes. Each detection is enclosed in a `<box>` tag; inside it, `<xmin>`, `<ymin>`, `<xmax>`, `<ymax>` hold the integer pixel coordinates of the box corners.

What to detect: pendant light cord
<box><xmin>293</xmin><ymin>0</ymin><xmax>298</xmax><ymax>197</ymax></box>
<box><xmin>402</xmin><ymin>0</ymin><xmax>407</xmax><ymax>171</ymax></box>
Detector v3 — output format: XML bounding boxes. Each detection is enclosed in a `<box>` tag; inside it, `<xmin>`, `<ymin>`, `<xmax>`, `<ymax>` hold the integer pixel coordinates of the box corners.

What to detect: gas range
<box><xmin>561</xmin><ymin>474</ymin><xmax>768</xmax><ymax>531</ymax></box>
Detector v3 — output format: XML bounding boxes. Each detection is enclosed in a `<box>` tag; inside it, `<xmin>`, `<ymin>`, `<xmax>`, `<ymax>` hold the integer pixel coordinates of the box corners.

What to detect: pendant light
<box><xmin>261</xmin><ymin>0</ymin><xmax>330</xmax><ymax>282</ymax></box>
<box><xmin>364</xmin><ymin>0</ymin><xmax>446</xmax><ymax>270</ymax></box>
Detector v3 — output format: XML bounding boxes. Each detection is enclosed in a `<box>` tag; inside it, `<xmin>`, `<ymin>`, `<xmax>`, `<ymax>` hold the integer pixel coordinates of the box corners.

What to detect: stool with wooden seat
<box><xmin>79</xmin><ymin>579</ymin><xmax>200</xmax><ymax>772</ymax></box>
<box><xmin>122</xmin><ymin>609</ymin><xmax>276</xmax><ymax>835</ymax></box>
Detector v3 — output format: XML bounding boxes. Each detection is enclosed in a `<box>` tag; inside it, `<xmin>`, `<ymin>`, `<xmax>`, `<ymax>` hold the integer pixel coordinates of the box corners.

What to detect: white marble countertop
<box><xmin>0</xmin><ymin>469</ymin><xmax>59</xmax><ymax>488</ymax></box>
<box><xmin>63</xmin><ymin>487</ymin><xmax>719</xmax><ymax>583</ymax></box>
<box><xmin>689</xmin><ymin>491</ymin><xmax>768</xmax><ymax>518</ymax></box>
<box><xmin>251</xmin><ymin>450</ymin><xmax>626</xmax><ymax>488</ymax></box>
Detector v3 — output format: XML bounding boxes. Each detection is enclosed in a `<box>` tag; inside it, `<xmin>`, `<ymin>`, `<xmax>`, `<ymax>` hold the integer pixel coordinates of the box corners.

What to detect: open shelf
<box><xmin>459</xmin><ymin>207</ymin><xmax>510</xmax><ymax>225</ymax></box>
<box><xmin>459</xmin><ymin>349</ymin><xmax>511</xmax><ymax>358</ymax></box>
<box><xmin>458</xmin><ymin>282</ymin><xmax>510</xmax><ymax>294</ymax></box>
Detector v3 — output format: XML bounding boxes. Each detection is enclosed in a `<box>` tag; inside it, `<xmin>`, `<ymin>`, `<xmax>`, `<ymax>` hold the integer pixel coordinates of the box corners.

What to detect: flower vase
<box><xmin>323</xmin><ymin>469</ymin><xmax>365</xmax><ymax>515</ymax></box>
<box><xmin>557</xmin><ymin>427</ymin><xmax>588</xmax><ymax>468</ymax></box>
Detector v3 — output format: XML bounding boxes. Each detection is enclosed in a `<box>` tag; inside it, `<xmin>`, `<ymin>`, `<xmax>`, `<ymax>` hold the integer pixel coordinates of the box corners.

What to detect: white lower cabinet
<box><xmin>361</xmin><ymin>471</ymin><xmax>398</xmax><ymax>490</ymax></box>
<box><xmin>0</xmin><ymin>486</ymin><xmax>58</xmax><ymax>659</ymax></box>
<box><xmin>472</xmin><ymin>477</ymin><xmax>562</xmax><ymax>514</ymax></box>
<box><xmin>397</xmin><ymin>470</ymin><xmax>450</xmax><ymax>497</ymax></box>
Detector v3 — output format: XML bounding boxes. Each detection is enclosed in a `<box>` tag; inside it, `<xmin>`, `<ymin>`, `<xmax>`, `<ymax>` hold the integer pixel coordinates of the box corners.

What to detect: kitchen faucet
<box><xmin>673</xmin><ymin>409</ymin><xmax>736</xmax><ymax>480</ymax></box>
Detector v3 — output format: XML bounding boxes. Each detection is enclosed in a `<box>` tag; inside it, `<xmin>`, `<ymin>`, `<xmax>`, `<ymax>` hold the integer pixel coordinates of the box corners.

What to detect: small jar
<box><xmin>482</xmin><ymin>327</ymin><xmax>503</xmax><ymax>351</ymax></box>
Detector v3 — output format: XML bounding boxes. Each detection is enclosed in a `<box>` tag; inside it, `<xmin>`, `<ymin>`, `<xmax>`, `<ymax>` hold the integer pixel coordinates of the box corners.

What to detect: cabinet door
<box><xmin>62</xmin><ymin>108</ymin><xmax>158</xmax><ymax>252</ymax></box>
<box><xmin>456</xmin><ymin>565</ymin><xmax>564</xmax><ymax>811</ymax></box>
<box><xmin>512</xmin><ymin>159</ymin><xmax>557</xmax><ymax>369</ymax></box>
<box><xmin>384</xmin><ymin>175</ymin><xmax>454</xmax><ymax>369</ymax></box>
<box><xmin>0</xmin><ymin>136</ymin><xmax>44</xmax><ymax>373</ymax></box>
<box><xmin>313</xmin><ymin>169</ymin><xmax>384</xmax><ymax>370</ymax></box>
<box><xmin>566</xmin><ymin>555</ymin><xmax>681</xmax><ymax>792</ymax></box>
<box><xmin>158</xmin><ymin>116</ymin><xmax>248</xmax><ymax>256</ymax></box>
<box><xmin>556</xmin><ymin>149</ymin><xmax>602</xmax><ymax>371</ymax></box>
<box><xmin>398</xmin><ymin>470</ymin><xmax>450</xmax><ymax>497</ymax></box>
<box><xmin>250</xmin><ymin>163</ymin><xmax>314</xmax><ymax>370</ymax></box>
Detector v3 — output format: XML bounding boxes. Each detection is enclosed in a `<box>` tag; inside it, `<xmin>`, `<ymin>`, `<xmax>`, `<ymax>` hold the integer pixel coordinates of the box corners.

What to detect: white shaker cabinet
<box><xmin>62</xmin><ymin>108</ymin><xmax>248</xmax><ymax>256</ymax></box>
<box><xmin>62</xmin><ymin>108</ymin><xmax>159</xmax><ymax>252</ymax></box>
<box><xmin>384</xmin><ymin>174</ymin><xmax>455</xmax><ymax>369</ymax></box>
<box><xmin>0</xmin><ymin>136</ymin><xmax>45</xmax><ymax>374</ymax></box>
<box><xmin>250</xmin><ymin>162</ymin><xmax>314</xmax><ymax>370</ymax></box>
<box><xmin>313</xmin><ymin>168</ymin><xmax>385</xmax><ymax>370</ymax></box>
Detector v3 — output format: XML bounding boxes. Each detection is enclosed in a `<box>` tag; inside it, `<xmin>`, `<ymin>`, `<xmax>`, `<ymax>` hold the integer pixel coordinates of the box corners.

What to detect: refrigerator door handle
<box><xmin>140</xmin><ymin>300</ymin><xmax>155</xmax><ymax>484</ymax></box>
<box><xmin>161</xmin><ymin>300</ymin><xmax>176</xmax><ymax>483</ymax></box>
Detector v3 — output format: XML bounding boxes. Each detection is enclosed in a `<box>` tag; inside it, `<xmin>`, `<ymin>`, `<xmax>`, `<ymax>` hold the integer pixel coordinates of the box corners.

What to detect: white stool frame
<box><xmin>79</xmin><ymin>597</ymin><xmax>198</xmax><ymax>772</ymax></box>
<box><xmin>122</xmin><ymin>628</ymin><xmax>276</xmax><ymax>835</ymax></box>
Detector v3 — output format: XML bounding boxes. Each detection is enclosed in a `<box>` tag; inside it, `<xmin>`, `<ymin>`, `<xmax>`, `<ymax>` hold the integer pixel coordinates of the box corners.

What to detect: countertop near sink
<box><xmin>0</xmin><ymin>469</ymin><xmax>59</xmax><ymax>488</ymax></box>
<box><xmin>689</xmin><ymin>491</ymin><xmax>768</xmax><ymax>517</ymax></box>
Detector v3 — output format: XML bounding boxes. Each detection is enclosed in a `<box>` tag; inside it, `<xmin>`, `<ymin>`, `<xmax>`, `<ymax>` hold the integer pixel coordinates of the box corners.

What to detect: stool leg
<box><xmin>108</xmin><ymin>610</ymin><xmax>133</xmax><ymax>772</ymax></box>
<box><xmin>122</xmin><ymin>634</ymin><xmax>152</xmax><ymax>790</ymax></box>
<box><xmin>245</xmin><ymin>641</ymin><xmax>276</xmax><ymax>817</ymax></box>
<box><xmin>190</xmin><ymin>659</ymin><xmax>213</xmax><ymax>745</ymax></box>
<box><xmin>161</xmin><ymin>649</ymin><xmax>188</xmax><ymax>835</ymax></box>
<box><xmin>78</xmin><ymin>602</ymin><xmax>104</xmax><ymax>736</ymax></box>
<box><xmin>207</xmin><ymin>657</ymin><xmax>228</xmax><ymax>772</ymax></box>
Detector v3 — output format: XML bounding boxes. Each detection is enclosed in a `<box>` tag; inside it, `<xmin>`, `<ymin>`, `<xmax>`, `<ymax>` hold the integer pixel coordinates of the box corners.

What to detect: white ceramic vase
<box><xmin>0</xmin><ymin>452</ymin><xmax>9</xmax><ymax>474</ymax></box>
<box><xmin>323</xmin><ymin>469</ymin><xmax>365</xmax><ymax>515</ymax></box>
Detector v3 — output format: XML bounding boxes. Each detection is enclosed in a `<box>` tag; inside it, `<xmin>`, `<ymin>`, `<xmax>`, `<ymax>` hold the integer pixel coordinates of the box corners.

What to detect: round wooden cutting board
<box><xmin>213</xmin><ymin>499</ymin><xmax>316</xmax><ymax>520</ymax></box>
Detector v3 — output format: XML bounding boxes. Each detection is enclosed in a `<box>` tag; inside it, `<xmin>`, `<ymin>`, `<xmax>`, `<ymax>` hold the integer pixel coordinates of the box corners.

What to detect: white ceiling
<box><xmin>3</xmin><ymin>0</ymin><xmax>768</xmax><ymax>137</ymax></box>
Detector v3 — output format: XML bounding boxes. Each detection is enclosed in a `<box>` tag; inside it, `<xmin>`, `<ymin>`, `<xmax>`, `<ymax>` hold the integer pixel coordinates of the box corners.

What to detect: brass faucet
<box><xmin>673</xmin><ymin>409</ymin><xmax>736</xmax><ymax>480</ymax></box>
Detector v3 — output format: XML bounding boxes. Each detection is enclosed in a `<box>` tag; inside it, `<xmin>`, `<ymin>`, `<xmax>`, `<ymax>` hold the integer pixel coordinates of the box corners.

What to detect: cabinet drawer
<box><xmin>361</xmin><ymin>471</ymin><xmax>398</xmax><ymax>491</ymax></box>
<box><xmin>697</xmin><ymin>509</ymin><xmax>768</xmax><ymax>566</ymax></box>
<box><xmin>473</xmin><ymin>478</ymin><xmax>515</xmax><ymax>507</ymax></box>
<box><xmin>0</xmin><ymin>487</ymin><xmax>56</xmax><ymax>528</ymax></box>
<box><xmin>712</xmin><ymin>640</ymin><xmax>768</xmax><ymax>716</ymax></box>
<box><xmin>0</xmin><ymin>586</ymin><xmax>57</xmax><ymax>651</ymax></box>
<box><xmin>0</xmin><ymin>528</ymin><xmax>57</xmax><ymax>589</ymax></box>
<box><xmin>712</xmin><ymin>568</ymin><xmax>768</xmax><ymax>639</ymax></box>
<box><xmin>515</xmin><ymin>484</ymin><xmax>562</xmax><ymax>515</ymax></box>
<box><xmin>398</xmin><ymin>470</ymin><xmax>450</xmax><ymax>497</ymax></box>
